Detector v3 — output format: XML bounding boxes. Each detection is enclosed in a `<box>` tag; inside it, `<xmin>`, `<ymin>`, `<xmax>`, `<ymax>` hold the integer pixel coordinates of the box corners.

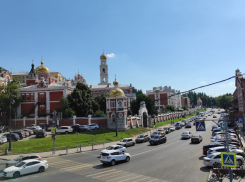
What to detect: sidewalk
<box><xmin>0</xmin><ymin>125</ymin><xmax>166</xmax><ymax>161</ymax></box>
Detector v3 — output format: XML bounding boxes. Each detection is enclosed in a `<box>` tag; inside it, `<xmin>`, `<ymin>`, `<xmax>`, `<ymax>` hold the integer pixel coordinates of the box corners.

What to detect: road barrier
<box><xmin>52</xmin><ymin>141</ymin><xmax>105</xmax><ymax>156</ymax></box>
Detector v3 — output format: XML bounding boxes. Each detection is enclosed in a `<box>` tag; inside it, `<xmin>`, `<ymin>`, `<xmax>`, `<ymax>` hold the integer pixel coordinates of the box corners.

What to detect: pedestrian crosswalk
<box><xmin>48</xmin><ymin>157</ymin><xmax>165</xmax><ymax>182</ymax></box>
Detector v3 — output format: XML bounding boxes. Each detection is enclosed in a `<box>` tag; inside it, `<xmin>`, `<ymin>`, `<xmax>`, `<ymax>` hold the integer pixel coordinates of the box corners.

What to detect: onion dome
<box><xmin>100</xmin><ymin>53</ymin><xmax>107</xmax><ymax>60</ymax></box>
<box><xmin>109</xmin><ymin>79</ymin><xmax>125</xmax><ymax>97</ymax></box>
<box><xmin>36</xmin><ymin>60</ymin><xmax>50</xmax><ymax>73</ymax></box>
<box><xmin>113</xmin><ymin>79</ymin><xmax>118</xmax><ymax>85</ymax></box>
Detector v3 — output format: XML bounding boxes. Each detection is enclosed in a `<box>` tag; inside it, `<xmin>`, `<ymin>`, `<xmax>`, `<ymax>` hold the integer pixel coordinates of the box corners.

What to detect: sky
<box><xmin>1</xmin><ymin>0</ymin><xmax>245</xmax><ymax>97</ymax></box>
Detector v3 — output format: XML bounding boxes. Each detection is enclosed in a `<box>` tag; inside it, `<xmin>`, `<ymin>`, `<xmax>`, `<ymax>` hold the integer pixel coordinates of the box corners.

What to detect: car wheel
<box><xmin>65</xmin><ymin>131</ymin><xmax>68</xmax><ymax>134</ymax></box>
<box><xmin>38</xmin><ymin>166</ymin><xmax>45</xmax><ymax>173</ymax></box>
<box><xmin>13</xmin><ymin>171</ymin><xmax>20</xmax><ymax>178</ymax></box>
<box><xmin>126</xmin><ymin>157</ymin><xmax>130</xmax><ymax>162</ymax></box>
<box><xmin>132</xmin><ymin>143</ymin><xmax>135</xmax><ymax>146</ymax></box>
<box><xmin>111</xmin><ymin>160</ymin><xmax>116</xmax><ymax>166</ymax></box>
<box><xmin>238</xmin><ymin>159</ymin><xmax>243</xmax><ymax>166</ymax></box>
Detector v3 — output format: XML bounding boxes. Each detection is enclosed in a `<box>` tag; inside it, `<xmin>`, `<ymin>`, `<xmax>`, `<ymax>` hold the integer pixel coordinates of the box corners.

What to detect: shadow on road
<box><xmin>200</xmin><ymin>166</ymin><xmax>210</xmax><ymax>173</ymax></box>
<box><xmin>199</xmin><ymin>156</ymin><xmax>205</xmax><ymax>160</ymax></box>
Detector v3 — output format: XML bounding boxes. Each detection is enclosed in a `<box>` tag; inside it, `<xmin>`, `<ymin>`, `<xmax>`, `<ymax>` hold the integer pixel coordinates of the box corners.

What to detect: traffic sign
<box><xmin>238</xmin><ymin>118</ymin><xmax>243</xmax><ymax>124</ymax></box>
<box><xmin>221</xmin><ymin>152</ymin><xmax>236</xmax><ymax>167</ymax></box>
<box><xmin>220</xmin><ymin>122</ymin><xmax>225</xmax><ymax>130</ymax></box>
<box><xmin>51</xmin><ymin>127</ymin><xmax>56</xmax><ymax>134</ymax></box>
<box><xmin>195</xmin><ymin>120</ymin><xmax>206</xmax><ymax>132</ymax></box>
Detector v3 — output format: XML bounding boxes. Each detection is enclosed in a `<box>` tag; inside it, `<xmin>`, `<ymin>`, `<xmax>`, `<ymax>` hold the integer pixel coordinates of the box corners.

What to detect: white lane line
<box><xmin>61</xmin><ymin>164</ymin><xmax>92</xmax><ymax>171</ymax></box>
<box><xmin>86</xmin><ymin>169</ymin><xmax>116</xmax><ymax>177</ymax></box>
<box><xmin>91</xmin><ymin>170</ymin><xmax>121</xmax><ymax>179</ymax></box>
<box><xmin>106</xmin><ymin>173</ymin><xmax>137</xmax><ymax>182</ymax></box>
<box><xmin>131</xmin><ymin>176</ymin><xmax>156</xmax><ymax>182</ymax></box>
<box><xmin>119</xmin><ymin>174</ymin><xmax>145</xmax><ymax>182</ymax></box>
<box><xmin>96</xmin><ymin>171</ymin><xmax>130</xmax><ymax>180</ymax></box>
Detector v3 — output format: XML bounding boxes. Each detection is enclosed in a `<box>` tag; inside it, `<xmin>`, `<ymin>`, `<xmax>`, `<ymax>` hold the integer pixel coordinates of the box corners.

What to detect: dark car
<box><xmin>151</xmin><ymin>131</ymin><xmax>161</xmax><ymax>138</ymax></box>
<box><xmin>149</xmin><ymin>135</ymin><xmax>167</xmax><ymax>145</ymax></box>
<box><xmin>175</xmin><ymin>123</ymin><xmax>182</xmax><ymax>130</ymax></box>
<box><xmin>71</xmin><ymin>125</ymin><xmax>81</xmax><ymax>132</ymax></box>
<box><xmin>3</xmin><ymin>133</ymin><xmax>20</xmax><ymax>141</ymax></box>
<box><xmin>163</xmin><ymin>127</ymin><xmax>171</xmax><ymax>134</ymax></box>
<box><xmin>185</xmin><ymin>123</ymin><xmax>191</xmax><ymax>128</ymax></box>
<box><xmin>38</xmin><ymin>123</ymin><xmax>48</xmax><ymax>130</ymax></box>
<box><xmin>135</xmin><ymin>134</ymin><xmax>150</xmax><ymax>143</ymax></box>
<box><xmin>191</xmin><ymin>135</ymin><xmax>203</xmax><ymax>143</ymax></box>
<box><xmin>6</xmin><ymin>154</ymin><xmax>41</xmax><ymax>168</ymax></box>
<box><xmin>0</xmin><ymin>126</ymin><xmax>9</xmax><ymax>133</ymax></box>
<box><xmin>12</xmin><ymin>131</ymin><xmax>25</xmax><ymax>139</ymax></box>
<box><xmin>203</xmin><ymin>143</ymin><xmax>226</xmax><ymax>155</ymax></box>
<box><xmin>23</xmin><ymin>128</ymin><xmax>34</xmax><ymax>135</ymax></box>
<box><xmin>36</xmin><ymin>129</ymin><xmax>47</xmax><ymax>138</ymax></box>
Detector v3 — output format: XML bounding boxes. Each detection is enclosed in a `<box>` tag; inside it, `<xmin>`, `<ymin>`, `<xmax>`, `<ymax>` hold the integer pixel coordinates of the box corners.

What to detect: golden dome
<box><xmin>36</xmin><ymin>61</ymin><xmax>50</xmax><ymax>73</ymax></box>
<box><xmin>197</xmin><ymin>98</ymin><xmax>202</xmax><ymax>103</ymax></box>
<box><xmin>113</xmin><ymin>79</ymin><xmax>118</xmax><ymax>85</ymax></box>
<box><xmin>100</xmin><ymin>53</ymin><xmax>107</xmax><ymax>60</ymax></box>
<box><xmin>109</xmin><ymin>88</ymin><xmax>125</xmax><ymax>97</ymax></box>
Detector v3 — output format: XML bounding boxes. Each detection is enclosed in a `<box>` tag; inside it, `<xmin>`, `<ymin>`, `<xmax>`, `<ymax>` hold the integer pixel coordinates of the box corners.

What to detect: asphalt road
<box><xmin>0</xmin><ymin>108</ymin><xmax>223</xmax><ymax>182</ymax></box>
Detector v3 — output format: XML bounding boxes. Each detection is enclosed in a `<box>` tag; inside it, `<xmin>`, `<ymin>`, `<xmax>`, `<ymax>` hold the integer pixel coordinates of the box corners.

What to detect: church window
<box><xmin>110</xmin><ymin>101</ymin><xmax>115</xmax><ymax>107</ymax></box>
<box><xmin>103</xmin><ymin>78</ymin><xmax>105</xmax><ymax>82</ymax></box>
<box><xmin>103</xmin><ymin>68</ymin><xmax>105</xmax><ymax>74</ymax></box>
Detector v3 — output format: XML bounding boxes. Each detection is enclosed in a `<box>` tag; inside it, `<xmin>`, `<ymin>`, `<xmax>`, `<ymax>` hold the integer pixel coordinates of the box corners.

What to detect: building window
<box><xmin>31</xmin><ymin>94</ymin><xmax>34</xmax><ymax>101</ymax></box>
<box><xmin>22</xmin><ymin>94</ymin><xmax>25</xmax><ymax>101</ymax></box>
<box><xmin>110</xmin><ymin>101</ymin><xmax>115</xmax><ymax>107</ymax></box>
<box><xmin>26</xmin><ymin>94</ymin><xmax>29</xmax><ymax>101</ymax></box>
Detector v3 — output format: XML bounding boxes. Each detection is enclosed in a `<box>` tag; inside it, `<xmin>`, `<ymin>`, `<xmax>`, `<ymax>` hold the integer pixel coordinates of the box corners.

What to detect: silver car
<box><xmin>117</xmin><ymin>138</ymin><xmax>135</xmax><ymax>147</ymax></box>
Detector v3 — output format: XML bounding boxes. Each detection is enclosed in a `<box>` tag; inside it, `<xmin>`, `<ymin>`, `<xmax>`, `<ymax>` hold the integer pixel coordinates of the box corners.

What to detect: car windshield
<box><xmin>121</xmin><ymin>139</ymin><xmax>127</xmax><ymax>142</ymax></box>
<box><xmin>153</xmin><ymin>136</ymin><xmax>159</xmax><ymax>139</ymax></box>
<box><xmin>207</xmin><ymin>154</ymin><xmax>214</xmax><ymax>158</ymax></box>
<box><xmin>106</xmin><ymin>146</ymin><xmax>114</xmax><ymax>150</ymax></box>
<box><xmin>101</xmin><ymin>153</ymin><xmax>109</xmax><ymax>156</ymax></box>
<box><xmin>137</xmin><ymin>135</ymin><xmax>144</xmax><ymax>138</ymax></box>
<box><xmin>182</xmin><ymin>132</ymin><xmax>188</xmax><ymax>135</ymax></box>
<box><xmin>164</xmin><ymin>128</ymin><xmax>168</xmax><ymax>130</ymax></box>
<box><xmin>153</xmin><ymin>132</ymin><xmax>158</xmax><ymax>134</ymax></box>
<box><xmin>15</xmin><ymin>161</ymin><xmax>26</xmax><ymax>167</ymax></box>
<box><xmin>14</xmin><ymin>156</ymin><xmax>23</xmax><ymax>161</ymax></box>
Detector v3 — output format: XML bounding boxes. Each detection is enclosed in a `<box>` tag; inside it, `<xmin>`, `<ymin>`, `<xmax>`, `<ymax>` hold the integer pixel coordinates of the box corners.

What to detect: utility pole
<box><xmin>225</xmin><ymin>113</ymin><xmax>233</xmax><ymax>182</ymax></box>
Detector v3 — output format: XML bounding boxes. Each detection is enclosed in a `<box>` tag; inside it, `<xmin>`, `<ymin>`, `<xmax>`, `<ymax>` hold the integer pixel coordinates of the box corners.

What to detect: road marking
<box><xmin>119</xmin><ymin>174</ymin><xmax>145</xmax><ymax>182</ymax></box>
<box><xmin>86</xmin><ymin>169</ymin><xmax>116</xmax><ymax>177</ymax></box>
<box><xmin>106</xmin><ymin>173</ymin><xmax>137</xmax><ymax>182</ymax></box>
<box><xmin>91</xmin><ymin>170</ymin><xmax>122</xmax><ymax>179</ymax></box>
<box><xmin>132</xmin><ymin>176</ymin><xmax>155</xmax><ymax>182</ymax></box>
<box><xmin>61</xmin><ymin>164</ymin><xmax>92</xmax><ymax>171</ymax></box>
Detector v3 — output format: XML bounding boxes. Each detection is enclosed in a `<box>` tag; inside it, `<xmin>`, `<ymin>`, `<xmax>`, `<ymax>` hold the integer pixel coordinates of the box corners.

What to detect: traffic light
<box><xmin>52</xmin><ymin>134</ymin><xmax>55</xmax><ymax>140</ymax></box>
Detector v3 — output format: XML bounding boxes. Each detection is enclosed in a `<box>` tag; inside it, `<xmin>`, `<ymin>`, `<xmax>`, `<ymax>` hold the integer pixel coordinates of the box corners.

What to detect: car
<box><xmin>27</xmin><ymin>126</ymin><xmax>42</xmax><ymax>134</ymax></box>
<box><xmin>214</xmin><ymin>140</ymin><xmax>240</xmax><ymax>147</ymax></box>
<box><xmin>3</xmin><ymin>133</ymin><xmax>20</xmax><ymax>142</ymax></box>
<box><xmin>203</xmin><ymin>152</ymin><xmax>244</xmax><ymax>167</ymax></box>
<box><xmin>79</xmin><ymin>125</ymin><xmax>91</xmax><ymax>131</ymax></box>
<box><xmin>71</xmin><ymin>124</ymin><xmax>81</xmax><ymax>132</ymax></box>
<box><xmin>38</xmin><ymin>123</ymin><xmax>48</xmax><ymax>130</ymax></box>
<box><xmin>191</xmin><ymin>135</ymin><xmax>203</xmax><ymax>143</ymax></box>
<box><xmin>135</xmin><ymin>134</ymin><xmax>150</xmax><ymax>143</ymax></box>
<box><xmin>203</xmin><ymin>142</ymin><xmax>225</xmax><ymax>155</ymax></box>
<box><xmin>207</xmin><ymin>146</ymin><xmax>238</xmax><ymax>155</ymax></box>
<box><xmin>169</xmin><ymin>126</ymin><xmax>175</xmax><ymax>132</ymax></box>
<box><xmin>100</xmin><ymin>150</ymin><xmax>130</xmax><ymax>166</ymax></box>
<box><xmin>47</xmin><ymin>125</ymin><xmax>56</xmax><ymax>131</ymax></box>
<box><xmin>163</xmin><ymin>127</ymin><xmax>171</xmax><ymax>134</ymax></box>
<box><xmin>151</xmin><ymin>131</ymin><xmax>161</xmax><ymax>138</ymax></box>
<box><xmin>228</xmin><ymin>129</ymin><xmax>236</xmax><ymax>134</ymax></box>
<box><xmin>0</xmin><ymin>126</ymin><xmax>9</xmax><ymax>133</ymax></box>
<box><xmin>88</xmin><ymin>123</ymin><xmax>99</xmax><ymax>130</ymax></box>
<box><xmin>117</xmin><ymin>138</ymin><xmax>135</xmax><ymax>147</ymax></box>
<box><xmin>213</xmin><ymin>115</ymin><xmax>217</xmax><ymax>118</ymax></box>
<box><xmin>175</xmin><ymin>123</ymin><xmax>182</xmax><ymax>130</ymax></box>
<box><xmin>12</xmin><ymin>131</ymin><xmax>25</xmax><ymax>139</ymax></box>
<box><xmin>185</xmin><ymin>123</ymin><xmax>191</xmax><ymax>128</ymax></box>
<box><xmin>0</xmin><ymin>135</ymin><xmax>7</xmax><ymax>144</ymax></box>
<box><xmin>100</xmin><ymin>145</ymin><xmax>126</xmax><ymax>155</ymax></box>
<box><xmin>181</xmin><ymin>131</ymin><xmax>192</xmax><ymax>139</ymax></box>
<box><xmin>157</xmin><ymin>129</ymin><xmax>166</xmax><ymax>135</ymax></box>
<box><xmin>36</xmin><ymin>129</ymin><xmax>47</xmax><ymax>138</ymax></box>
<box><xmin>211</xmin><ymin>125</ymin><xmax>219</xmax><ymax>131</ymax></box>
<box><xmin>180</xmin><ymin>121</ymin><xmax>186</xmax><ymax>127</ymax></box>
<box><xmin>56</xmin><ymin>126</ymin><xmax>73</xmax><ymax>134</ymax></box>
<box><xmin>23</xmin><ymin>129</ymin><xmax>34</xmax><ymax>135</ymax></box>
<box><xmin>3</xmin><ymin>159</ymin><xmax>48</xmax><ymax>178</ymax></box>
<box><xmin>149</xmin><ymin>135</ymin><xmax>167</xmax><ymax>145</ymax></box>
<box><xmin>6</xmin><ymin>154</ymin><xmax>42</xmax><ymax>168</ymax></box>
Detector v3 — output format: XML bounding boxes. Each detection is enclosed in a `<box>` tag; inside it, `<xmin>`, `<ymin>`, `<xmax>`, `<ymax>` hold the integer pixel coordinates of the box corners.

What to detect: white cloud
<box><xmin>220</xmin><ymin>82</ymin><xmax>235</xmax><ymax>88</ymax></box>
<box><xmin>107</xmin><ymin>53</ymin><xmax>115</xmax><ymax>58</ymax></box>
<box><xmin>200</xmin><ymin>81</ymin><xmax>206</xmax><ymax>85</ymax></box>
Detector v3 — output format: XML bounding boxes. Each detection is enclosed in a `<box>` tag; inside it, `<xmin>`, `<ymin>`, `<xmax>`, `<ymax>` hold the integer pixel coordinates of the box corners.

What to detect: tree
<box><xmin>67</xmin><ymin>82</ymin><xmax>94</xmax><ymax>117</ymax></box>
<box><xmin>59</xmin><ymin>97</ymin><xmax>74</xmax><ymax>118</ymax></box>
<box><xmin>130</xmin><ymin>93</ymin><xmax>158</xmax><ymax>116</ymax></box>
<box><xmin>182</xmin><ymin>105</ymin><xmax>188</xmax><ymax>110</ymax></box>
<box><xmin>93</xmin><ymin>110</ymin><xmax>106</xmax><ymax>117</ymax></box>
<box><xmin>94</xmin><ymin>94</ymin><xmax>107</xmax><ymax>113</ymax></box>
<box><xmin>165</xmin><ymin>105</ymin><xmax>176</xmax><ymax>112</ymax></box>
<box><xmin>133</xmin><ymin>88</ymin><xmax>143</xmax><ymax>97</ymax></box>
<box><xmin>0</xmin><ymin>79</ymin><xmax>22</xmax><ymax>117</ymax></box>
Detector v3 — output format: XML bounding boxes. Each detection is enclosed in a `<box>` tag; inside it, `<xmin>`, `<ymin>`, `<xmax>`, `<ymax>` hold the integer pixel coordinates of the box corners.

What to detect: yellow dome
<box><xmin>100</xmin><ymin>53</ymin><xmax>107</xmax><ymax>60</ymax></box>
<box><xmin>113</xmin><ymin>79</ymin><xmax>118</xmax><ymax>85</ymax></box>
<box><xmin>36</xmin><ymin>61</ymin><xmax>50</xmax><ymax>73</ymax></box>
<box><xmin>109</xmin><ymin>88</ymin><xmax>125</xmax><ymax>97</ymax></box>
<box><xmin>197</xmin><ymin>98</ymin><xmax>202</xmax><ymax>103</ymax></box>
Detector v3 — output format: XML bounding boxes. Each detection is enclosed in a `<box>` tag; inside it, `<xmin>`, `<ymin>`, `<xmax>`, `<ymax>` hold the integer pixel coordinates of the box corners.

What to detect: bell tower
<box><xmin>99</xmin><ymin>53</ymin><xmax>110</xmax><ymax>85</ymax></box>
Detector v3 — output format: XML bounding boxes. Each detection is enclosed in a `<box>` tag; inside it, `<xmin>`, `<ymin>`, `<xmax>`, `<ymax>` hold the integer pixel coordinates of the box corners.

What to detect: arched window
<box><xmin>103</xmin><ymin>78</ymin><xmax>106</xmax><ymax>82</ymax></box>
<box><xmin>103</xmin><ymin>68</ymin><xmax>105</xmax><ymax>74</ymax></box>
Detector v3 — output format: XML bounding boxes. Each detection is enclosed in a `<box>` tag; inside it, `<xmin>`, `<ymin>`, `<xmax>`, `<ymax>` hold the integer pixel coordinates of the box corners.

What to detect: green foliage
<box><xmin>182</xmin><ymin>105</ymin><xmax>188</xmax><ymax>110</ymax></box>
<box><xmin>165</xmin><ymin>105</ymin><xmax>176</xmax><ymax>112</ymax></box>
<box><xmin>0</xmin><ymin>80</ymin><xmax>22</xmax><ymax>117</ymax></box>
<box><xmin>133</xmin><ymin>88</ymin><xmax>143</xmax><ymax>97</ymax></box>
<box><xmin>67</xmin><ymin>82</ymin><xmax>94</xmax><ymax>117</ymax></box>
<box><xmin>59</xmin><ymin>97</ymin><xmax>74</xmax><ymax>118</ymax></box>
<box><xmin>92</xmin><ymin>100</ymin><xmax>100</xmax><ymax>113</ymax></box>
<box><xmin>127</xmin><ymin>109</ymin><xmax>133</xmax><ymax>116</ymax></box>
<box><xmin>93</xmin><ymin>110</ymin><xmax>106</xmax><ymax>117</ymax></box>
<box><xmin>130</xmin><ymin>93</ymin><xmax>158</xmax><ymax>116</ymax></box>
<box><xmin>215</xmin><ymin>94</ymin><xmax>233</xmax><ymax>110</ymax></box>
<box><xmin>94</xmin><ymin>93</ymin><xmax>107</xmax><ymax>113</ymax></box>
<box><xmin>64</xmin><ymin>108</ymin><xmax>75</xmax><ymax>118</ymax></box>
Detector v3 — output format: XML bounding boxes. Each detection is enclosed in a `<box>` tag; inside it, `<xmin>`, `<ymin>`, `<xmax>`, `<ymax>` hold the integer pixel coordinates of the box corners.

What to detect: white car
<box><xmin>169</xmin><ymin>126</ymin><xmax>175</xmax><ymax>131</ymax></box>
<box><xmin>88</xmin><ymin>123</ymin><xmax>99</xmax><ymax>130</ymax></box>
<box><xmin>207</xmin><ymin>146</ymin><xmax>238</xmax><ymax>155</ymax></box>
<box><xmin>181</xmin><ymin>131</ymin><xmax>192</xmax><ymax>139</ymax></box>
<box><xmin>100</xmin><ymin>145</ymin><xmax>126</xmax><ymax>155</ymax></box>
<box><xmin>100</xmin><ymin>150</ymin><xmax>130</xmax><ymax>166</ymax></box>
<box><xmin>117</xmin><ymin>138</ymin><xmax>135</xmax><ymax>147</ymax></box>
<box><xmin>56</xmin><ymin>126</ymin><xmax>73</xmax><ymax>134</ymax></box>
<box><xmin>203</xmin><ymin>152</ymin><xmax>244</xmax><ymax>167</ymax></box>
<box><xmin>3</xmin><ymin>159</ymin><xmax>48</xmax><ymax>178</ymax></box>
<box><xmin>0</xmin><ymin>135</ymin><xmax>7</xmax><ymax>144</ymax></box>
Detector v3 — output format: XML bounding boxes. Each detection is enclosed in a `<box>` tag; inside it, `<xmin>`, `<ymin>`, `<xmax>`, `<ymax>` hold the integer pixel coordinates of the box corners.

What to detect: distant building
<box><xmin>146</xmin><ymin>86</ymin><xmax>182</xmax><ymax>112</ymax></box>
<box><xmin>0</xmin><ymin>68</ymin><xmax>12</xmax><ymax>89</ymax></box>
<box><xmin>71</xmin><ymin>72</ymin><xmax>87</xmax><ymax>86</ymax></box>
<box><xmin>90</xmin><ymin>53</ymin><xmax>136</xmax><ymax>100</ymax></box>
<box><xmin>181</xmin><ymin>97</ymin><xmax>191</xmax><ymax>108</ymax></box>
<box><xmin>197</xmin><ymin>98</ymin><xmax>202</xmax><ymax>107</ymax></box>
<box><xmin>11</xmin><ymin>72</ymin><xmax>28</xmax><ymax>86</ymax></box>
